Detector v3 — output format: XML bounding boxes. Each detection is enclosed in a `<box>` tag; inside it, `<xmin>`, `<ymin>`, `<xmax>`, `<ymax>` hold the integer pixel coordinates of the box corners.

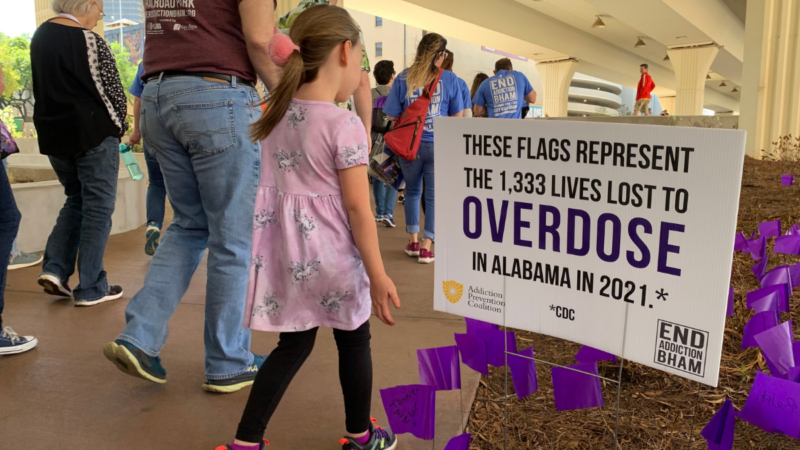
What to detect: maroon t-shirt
<box><xmin>142</xmin><ymin>0</ymin><xmax>256</xmax><ymax>81</ymax></box>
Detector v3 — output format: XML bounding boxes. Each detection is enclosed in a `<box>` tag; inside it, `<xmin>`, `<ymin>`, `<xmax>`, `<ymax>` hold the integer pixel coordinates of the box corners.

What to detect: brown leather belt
<box><xmin>147</xmin><ymin>71</ymin><xmax>256</xmax><ymax>88</ymax></box>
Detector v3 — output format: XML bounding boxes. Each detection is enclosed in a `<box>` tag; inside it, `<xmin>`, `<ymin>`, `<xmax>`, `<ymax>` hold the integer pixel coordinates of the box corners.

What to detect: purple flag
<box><xmin>791</xmin><ymin>263</ymin><xmax>800</xmax><ymax>287</ymax></box>
<box><xmin>475</xmin><ymin>328</ymin><xmax>517</xmax><ymax>367</ymax></box>
<box><xmin>748</xmin><ymin>236</ymin><xmax>766</xmax><ymax>261</ymax></box>
<box><xmin>759</xmin><ymin>220</ymin><xmax>782</xmax><ymax>239</ymax></box>
<box><xmin>782</xmin><ymin>175</ymin><xmax>794</xmax><ymax>186</ymax></box>
<box><xmin>789</xmin><ymin>367</ymin><xmax>800</xmax><ymax>383</ymax></box>
<box><xmin>741</xmin><ymin>311</ymin><xmax>780</xmax><ymax>350</ymax></box>
<box><xmin>508</xmin><ymin>347</ymin><xmax>538</xmax><ymax>399</ymax></box>
<box><xmin>380</xmin><ymin>384</ymin><xmax>436</xmax><ymax>440</ymax></box>
<box><xmin>747</xmin><ymin>284</ymin><xmax>790</xmax><ymax>312</ymax></box>
<box><xmin>418</xmin><ymin>346</ymin><xmax>461</xmax><ymax>391</ymax></box>
<box><xmin>761</xmin><ymin>266</ymin><xmax>793</xmax><ymax>290</ymax></box>
<box><xmin>793</xmin><ymin>341</ymin><xmax>800</xmax><ymax>364</ymax></box>
<box><xmin>700</xmin><ymin>398</ymin><xmax>735</xmax><ymax>450</ymax></box>
<box><xmin>751</xmin><ymin>256</ymin><xmax>769</xmax><ymax>281</ymax></box>
<box><xmin>551</xmin><ymin>362</ymin><xmax>604</xmax><ymax>411</ymax></box>
<box><xmin>727</xmin><ymin>287</ymin><xmax>735</xmax><ymax>317</ymax></box>
<box><xmin>734</xmin><ymin>232</ymin><xmax>749</xmax><ymax>252</ymax></box>
<box><xmin>575</xmin><ymin>345</ymin><xmax>618</xmax><ymax>364</ymax></box>
<box><xmin>774</xmin><ymin>235</ymin><xmax>800</xmax><ymax>255</ymax></box>
<box><xmin>443</xmin><ymin>434</ymin><xmax>471</xmax><ymax>450</ymax></box>
<box><xmin>754</xmin><ymin>321</ymin><xmax>795</xmax><ymax>379</ymax></box>
<box><xmin>787</xmin><ymin>223</ymin><xmax>800</xmax><ymax>236</ymax></box>
<box><xmin>454</xmin><ymin>333</ymin><xmax>487</xmax><ymax>376</ymax></box>
<box><xmin>749</xmin><ymin>291</ymin><xmax>781</xmax><ymax>313</ymax></box>
<box><xmin>465</xmin><ymin>317</ymin><xmax>497</xmax><ymax>336</ymax></box>
<box><xmin>738</xmin><ymin>371</ymin><xmax>800</xmax><ymax>438</ymax></box>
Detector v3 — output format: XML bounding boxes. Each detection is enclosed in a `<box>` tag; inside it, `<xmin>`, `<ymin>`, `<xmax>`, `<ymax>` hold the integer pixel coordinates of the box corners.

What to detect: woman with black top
<box><xmin>31</xmin><ymin>0</ymin><xmax>126</xmax><ymax>306</ymax></box>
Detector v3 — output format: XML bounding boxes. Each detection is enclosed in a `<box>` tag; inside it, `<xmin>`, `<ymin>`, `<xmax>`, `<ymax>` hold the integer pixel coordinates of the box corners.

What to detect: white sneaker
<box><xmin>8</xmin><ymin>252</ymin><xmax>43</xmax><ymax>270</ymax></box>
<box><xmin>37</xmin><ymin>274</ymin><xmax>72</xmax><ymax>298</ymax></box>
<box><xmin>0</xmin><ymin>327</ymin><xmax>38</xmax><ymax>355</ymax></box>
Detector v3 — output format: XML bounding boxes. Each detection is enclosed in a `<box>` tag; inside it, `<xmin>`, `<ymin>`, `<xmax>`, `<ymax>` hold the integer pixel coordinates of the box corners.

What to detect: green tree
<box><xmin>0</xmin><ymin>33</ymin><xmax>33</xmax><ymax>119</ymax></box>
<box><xmin>108</xmin><ymin>42</ymin><xmax>137</xmax><ymax>107</ymax></box>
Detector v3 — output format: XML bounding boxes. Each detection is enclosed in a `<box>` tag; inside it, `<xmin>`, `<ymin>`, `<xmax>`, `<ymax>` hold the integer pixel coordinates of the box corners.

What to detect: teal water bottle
<box><xmin>119</xmin><ymin>144</ymin><xmax>143</xmax><ymax>181</ymax></box>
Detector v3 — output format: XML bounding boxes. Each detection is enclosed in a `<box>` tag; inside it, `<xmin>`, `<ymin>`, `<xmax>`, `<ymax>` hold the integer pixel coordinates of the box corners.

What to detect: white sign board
<box><xmin>433</xmin><ymin>118</ymin><xmax>745</xmax><ymax>387</ymax></box>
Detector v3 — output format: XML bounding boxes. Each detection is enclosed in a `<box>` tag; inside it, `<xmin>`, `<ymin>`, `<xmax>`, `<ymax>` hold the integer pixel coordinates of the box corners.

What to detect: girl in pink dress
<box><xmin>221</xmin><ymin>5</ymin><xmax>401</xmax><ymax>450</ymax></box>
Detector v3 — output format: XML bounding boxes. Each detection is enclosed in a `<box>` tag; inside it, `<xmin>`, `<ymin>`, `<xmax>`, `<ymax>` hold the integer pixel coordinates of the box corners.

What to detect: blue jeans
<box><xmin>119</xmin><ymin>76</ymin><xmax>262</xmax><ymax>379</ymax></box>
<box><xmin>398</xmin><ymin>141</ymin><xmax>435</xmax><ymax>240</ymax></box>
<box><xmin>42</xmin><ymin>136</ymin><xmax>120</xmax><ymax>301</ymax></box>
<box><xmin>0</xmin><ymin>158</ymin><xmax>21</xmax><ymax>327</ymax></box>
<box><xmin>143</xmin><ymin>142</ymin><xmax>167</xmax><ymax>229</ymax></box>
<box><xmin>372</xmin><ymin>177</ymin><xmax>397</xmax><ymax>216</ymax></box>
<box><xmin>2</xmin><ymin>159</ymin><xmax>20</xmax><ymax>259</ymax></box>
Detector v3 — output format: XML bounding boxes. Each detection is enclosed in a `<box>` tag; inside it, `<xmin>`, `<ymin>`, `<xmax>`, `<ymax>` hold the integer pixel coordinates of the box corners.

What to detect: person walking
<box><xmin>634</xmin><ymin>64</ymin><xmax>655</xmax><ymax>116</ymax></box>
<box><xmin>127</xmin><ymin>60</ymin><xmax>167</xmax><ymax>256</ymax></box>
<box><xmin>31</xmin><ymin>0</ymin><xmax>126</xmax><ymax>306</ymax></box>
<box><xmin>0</xmin><ymin>66</ymin><xmax>38</xmax><ymax>355</ymax></box>
<box><xmin>274</xmin><ymin>0</ymin><xmax>372</xmax><ymax>144</ymax></box>
<box><xmin>103</xmin><ymin>0</ymin><xmax>277</xmax><ymax>393</ymax></box>
<box><xmin>219</xmin><ymin>6</ymin><xmax>400</xmax><ymax>450</ymax></box>
<box><xmin>370</xmin><ymin>60</ymin><xmax>397</xmax><ymax>228</ymax></box>
<box><xmin>441</xmin><ymin>50</ymin><xmax>473</xmax><ymax>118</ymax></box>
<box><xmin>384</xmin><ymin>33</ymin><xmax>464</xmax><ymax>264</ymax></box>
<box><xmin>472</xmin><ymin>58</ymin><xmax>536</xmax><ymax>119</ymax></box>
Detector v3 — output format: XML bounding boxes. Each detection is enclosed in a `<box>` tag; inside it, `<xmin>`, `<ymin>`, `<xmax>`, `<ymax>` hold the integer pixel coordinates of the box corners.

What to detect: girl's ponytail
<box><xmin>251</xmin><ymin>51</ymin><xmax>304</xmax><ymax>141</ymax></box>
<box><xmin>250</xmin><ymin>4</ymin><xmax>361</xmax><ymax>142</ymax></box>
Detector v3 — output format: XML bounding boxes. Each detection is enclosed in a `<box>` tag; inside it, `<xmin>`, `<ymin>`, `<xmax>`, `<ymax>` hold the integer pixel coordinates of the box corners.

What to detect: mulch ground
<box><xmin>465</xmin><ymin>157</ymin><xmax>800</xmax><ymax>449</ymax></box>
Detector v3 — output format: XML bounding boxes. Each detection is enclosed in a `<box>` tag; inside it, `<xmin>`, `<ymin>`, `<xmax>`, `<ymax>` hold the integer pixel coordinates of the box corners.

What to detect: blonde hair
<box><xmin>52</xmin><ymin>0</ymin><xmax>94</xmax><ymax>15</ymax></box>
<box><xmin>251</xmin><ymin>4</ymin><xmax>360</xmax><ymax>141</ymax></box>
<box><xmin>407</xmin><ymin>33</ymin><xmax>447</xmax><ymax>93</ymax></box>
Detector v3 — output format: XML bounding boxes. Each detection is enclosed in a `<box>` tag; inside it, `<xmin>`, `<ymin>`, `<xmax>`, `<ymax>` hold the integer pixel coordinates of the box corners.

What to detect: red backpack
<box><xmin>383</xmin><ymin>70</ymin><xmax>443</xmax><ymax>161</ymax></box>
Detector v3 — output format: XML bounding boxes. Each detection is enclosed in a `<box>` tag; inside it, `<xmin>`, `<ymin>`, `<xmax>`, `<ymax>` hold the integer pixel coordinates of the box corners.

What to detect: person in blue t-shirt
<box><xmin>441</xmin><ymin>50</ymin><xmax>473</xmax><ymax>118</ymax></box>
<box><xmin>384</xmin><ymin>33</ymin><xmax>464</xmax><ymax>265</ymax></box>
<box><xmin>128</xmin><ymin>61</ymin><xmax>167</xmax><ymax>257</ymax></box>
<box><xmin>472</xmin><ymin>58</ymin><xmax>537</xmax><ymax>119</ymax></box>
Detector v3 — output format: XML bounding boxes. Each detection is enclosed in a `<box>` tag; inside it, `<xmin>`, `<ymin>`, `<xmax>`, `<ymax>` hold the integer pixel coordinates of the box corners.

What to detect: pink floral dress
<box><xmin>243</xmin><ymin>100</ymin><xmax>371</xmax><ymax>332</ymax></box>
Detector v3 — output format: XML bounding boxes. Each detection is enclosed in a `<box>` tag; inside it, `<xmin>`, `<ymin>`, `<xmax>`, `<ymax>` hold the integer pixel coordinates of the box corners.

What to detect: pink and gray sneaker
<box><xmin>418</xmin><ymin>249</ymin><xmax>435</xmax><ymax>264</ymax></box>
<box><xmin>404</xmin><ymin>242</ymin><xmax>420</xmax><ymax>257</ymax></box>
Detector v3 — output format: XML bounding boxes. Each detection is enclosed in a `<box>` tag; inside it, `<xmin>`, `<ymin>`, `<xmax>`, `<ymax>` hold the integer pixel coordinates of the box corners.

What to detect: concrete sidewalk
<box><xmin>0</xmin><ymin>205</ymin><xmax>478</xmax><ymax>449</ymax></box>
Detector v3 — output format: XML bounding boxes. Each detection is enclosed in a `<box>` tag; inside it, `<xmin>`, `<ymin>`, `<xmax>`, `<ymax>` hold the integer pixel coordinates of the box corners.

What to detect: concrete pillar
<box><xmin>667</xmin><ymin>45</ymin><xmax>720</xmax><ymax>115</ymax></box>
<box><xmin>740</xmin><ymin>0</ymin><xmax>800</xmax><ymax>158</ymax></box>
<box><xmin>537</xmin><ymin>59</ymin><xmax>578</xmax><ymax>117</ymax></box>
<box><xmin>659</xmin><ymin>96</ymin><xmax>676</xmax><ymax>116</ymax></box>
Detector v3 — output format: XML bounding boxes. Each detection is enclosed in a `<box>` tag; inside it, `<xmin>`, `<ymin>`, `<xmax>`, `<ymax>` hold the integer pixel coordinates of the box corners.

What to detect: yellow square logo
<box><xmin>443</xmin><ymin>281</ymin><xmax>464</xmax><ymax>304</ymax></box>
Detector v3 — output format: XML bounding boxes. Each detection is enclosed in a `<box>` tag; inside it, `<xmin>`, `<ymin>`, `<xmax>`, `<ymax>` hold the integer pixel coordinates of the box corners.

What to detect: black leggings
<box><xmin>236</xmin><ymin>320</ymin><xmax>373</xmax><ymax>443</ymax></box>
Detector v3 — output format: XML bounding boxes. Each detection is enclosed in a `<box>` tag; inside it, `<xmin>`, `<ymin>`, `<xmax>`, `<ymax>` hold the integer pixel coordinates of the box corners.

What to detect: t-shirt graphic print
<box><xmin>473</xmin><ymin>70</ymin><xmax>534</xmax><ymax>119</ymax></box>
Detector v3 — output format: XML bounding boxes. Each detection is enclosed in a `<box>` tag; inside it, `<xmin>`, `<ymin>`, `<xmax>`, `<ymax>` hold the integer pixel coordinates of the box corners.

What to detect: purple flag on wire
<box><xmin>417</xmin><ymin>346</ymin><xmax>461</xmax><ymax>391</ymax></box>
<box><xmin>700</xmin><ymin>398</ymin><xmax>735</xmax><ymax>450</ymax></box>
<box><xmin>738</xmin><ymin>371</ymin><xmax>800</xmax><ymax>438</ymax></box>
<box><xmin>741</xmin><ymin>311</ymin><xmax>780</xmax><ymax>350</ymax></box>
<box><xmin>791</xmin><ymin>263</ymin><xmax>800</xmax><ymax>287</ymax></box>
<box><xmin>759</xmin><ymin>220</ymin><xmax>782</xmax><ymax>239</ymax></box>
<box><xmin>748</xmin><ymin>236</ymin><xmax>766</xmax><ymax>261</ymax></box>
<box><xmin>787</xmin><ymin>223</ymin><xmax>800</xmax><ymax>236</ymax></box>
<box><xmin>751</xmin><ymin>256</ymin><xmax>769</xmax><ymax>280</ymax></box>
<box><xmin>761</xmin><ymin>266</ymin><xmax>793</xmax><ymax>290</ymax></box>
<box><xmin>793</xmin><ymin>341</ymin><xmax>800</xmax><ymax>364</ymax></box>
<box><xmin>465</xmin><ymin>317</ymin><xmax>497</xmax><ymax>336</ymax></box>
<box><xmin>379</xmin><ymin>384</ymin><xmax>436</xmax><ymax>440</ymax></box>
<box><xmin>774</xmin><ymin>235</ymin><xmax>800</xmax><ymax>255</ymax></box>
<box><xmin>475</xmin><ymin>328</ymin><xmax>517</xmax><ymax>367</ymax></box>
<box><xmin>454</xmin><ymin>333</ymin><xmax>488</xmax><ymax>375</ymax></box>
<box><xmin>727</xmin><ymin>288</ymin><xmax>735</xmax><ymax>317</ymax></box>
<box><xmin>754</xmin><ymin>321</ymin><xmax>795</xmax><ymax>379</ymax></box>
<box><xmin>443</xmin><ymin>433</ymin><xmax>471</xmax><ymax>450</ymax></box>
<box><xmin>551</xmin><ymin>362</ymin><xmax>604</xmax><ymax>411</ymax></box>
<box><xmin>734</xmin><ymin>232</ymin><xmax>749</xmax><ymax>252</ymax></box>
<box><xmin>575</xmin><ymin>345</ymin><xmax>618</xmax><ymax>364</ymax></box>
<box><xmin>747</xmin><ymin>284</ymin><xmax>790</xmax><ymax>312</ymax></box>
<box><xmin>508</xmin><ymin>347</ymin><xmax>538</xmax><ymax>399</ymax></box>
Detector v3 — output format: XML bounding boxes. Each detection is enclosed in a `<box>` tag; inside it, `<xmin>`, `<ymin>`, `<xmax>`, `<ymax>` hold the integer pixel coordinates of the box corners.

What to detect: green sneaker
<box><xmin>202</xmin><ymin>353</ymin><xmax>267</xmax><ymax>393</ymax></box>
<box><xmin>103</xmin><ymin>340</ymin><xmax>167</xmax><ymax>384</ymax></box>
<box><xmin>145</xmin><ymin>223</ymin><xmax>160</xmax><ymax>256</ymax></box>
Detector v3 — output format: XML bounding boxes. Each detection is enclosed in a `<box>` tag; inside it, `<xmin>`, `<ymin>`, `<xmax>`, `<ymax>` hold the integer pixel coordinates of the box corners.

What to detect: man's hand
<box><xmin>129</xmin><ymin>129</ymin><xmax>141</xmax><ymax>146</ymax></box>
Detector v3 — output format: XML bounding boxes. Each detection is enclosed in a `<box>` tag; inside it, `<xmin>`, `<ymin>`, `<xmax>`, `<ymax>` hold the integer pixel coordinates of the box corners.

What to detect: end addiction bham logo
<box><xmin>443</xmin><ymin>281</ymin><xmax>504</xmax><ymax>312</ymax></box>
<box><xmin>654</xmin><ymin>320</ymin><xmax>708</xmax><ymax>377</ymax></box>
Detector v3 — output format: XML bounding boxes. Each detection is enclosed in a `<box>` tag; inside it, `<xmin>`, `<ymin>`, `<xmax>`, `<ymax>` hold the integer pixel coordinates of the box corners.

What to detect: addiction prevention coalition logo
<box><xmin>443</xmin><ymin>281</ymin><xmax>463</xmax><ymax>304</ymax></box>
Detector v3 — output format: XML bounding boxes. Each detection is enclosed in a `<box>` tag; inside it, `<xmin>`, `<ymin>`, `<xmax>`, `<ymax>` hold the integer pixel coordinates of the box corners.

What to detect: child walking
<box><xmin>218</xmin><ymin>5</ymin><xmax>401</xmax><ymax>450</ymax></box>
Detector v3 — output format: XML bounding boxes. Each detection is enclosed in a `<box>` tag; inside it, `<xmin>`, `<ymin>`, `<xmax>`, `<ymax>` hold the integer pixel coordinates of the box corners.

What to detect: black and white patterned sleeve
<box><xmin>83</xmin><ymin>31</ymin><xmax>129</xmax><ymax>135</ymax></box>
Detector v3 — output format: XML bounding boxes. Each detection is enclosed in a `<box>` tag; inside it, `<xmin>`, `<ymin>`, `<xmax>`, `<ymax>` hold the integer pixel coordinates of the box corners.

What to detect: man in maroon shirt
<box><xmin>105</xmin><ymin>0</ymin><xmax>279</xmax><ymax>394</ymax></box>
<box><xmin>634</xmin><ymin>63</ymin><xmax>656</xmax><ymax>116</ymax></box>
